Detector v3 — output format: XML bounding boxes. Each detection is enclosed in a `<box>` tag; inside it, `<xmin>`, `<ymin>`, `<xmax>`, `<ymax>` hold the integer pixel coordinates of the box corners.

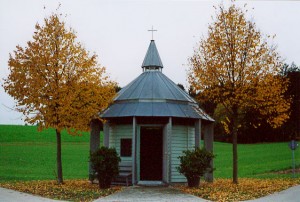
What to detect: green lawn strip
<box><xmin>0</xmin><ymin>125</ymin><xmax>90</xmax><ymax>143</ymax></box>
<box><xmin>214</xmin><ymin>142</ymin><xmax>300</xmax><ymax>178</ymax></box>
<box><xmin>253</xmin><ymin>172</ymin><xmax>300</xmax><ymax>179</ymax></box>
<box><xmin>0</xmin><ymin>125</ymin><xmax>104</xmax><ymax>181</ymax></box>
<box><xmin>0</xmin><ymin>142</ymin><xmax>90</xmax><ymax>181</ymax></box>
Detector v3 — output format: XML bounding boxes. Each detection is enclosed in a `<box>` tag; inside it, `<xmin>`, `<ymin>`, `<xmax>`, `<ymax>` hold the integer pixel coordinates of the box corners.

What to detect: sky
<box><xmin>0</xmin><ymin>0</ymin><xmax>300</xmax><ymax>125</ymax></box>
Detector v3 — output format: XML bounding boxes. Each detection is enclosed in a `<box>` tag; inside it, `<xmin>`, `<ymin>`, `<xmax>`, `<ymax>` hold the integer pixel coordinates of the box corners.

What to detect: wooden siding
<box><xmin>171</xmin><ymin>125</ymin><xmax>195</xmax><ymax>182</ymax></box>
<box><xmin>109</xmin><ymin>123</ymin><xmax>196</xmax><ymax>183</ymax></box>
<box><xmin>109</xmin><ymin>124</ymin><xmax>133</xmax><ymax>163</ymax></box>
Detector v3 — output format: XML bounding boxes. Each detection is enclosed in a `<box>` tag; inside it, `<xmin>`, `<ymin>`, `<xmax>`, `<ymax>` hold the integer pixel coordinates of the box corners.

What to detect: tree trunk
<box><xmin>89</xmin><ymin>119</ymin><xmax>101</xmax><ymax>181</ymax></box>
<box><xmin>56</xmin><ymin>129</ymin><xmax>63</xmax><ymax>184</ymax></box>
<box><xmin>232</xmin><ymin>127</ymin><xmax>238</xmax><ymax>184</ymax></box>
<box><xmin>231</xmin><ymin>107</ymin><xmax>239</xmax><ymax>184</ymax></box>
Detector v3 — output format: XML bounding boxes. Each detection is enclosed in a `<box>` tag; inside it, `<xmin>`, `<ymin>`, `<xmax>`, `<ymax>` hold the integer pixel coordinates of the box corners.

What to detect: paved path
<box><xmin>94</xmin><ymin>186</ymin><xmax>208</xmax><ymax>202</ymax></box>
<box><xmin>0</xmin><ymin>187</ymin><xmax>64</xmax><ymax>202</ymax></box>
<box><xmin>245</xmin><ymin>185</ymin><xmax>300</xmax><ymax>202</ymax></box>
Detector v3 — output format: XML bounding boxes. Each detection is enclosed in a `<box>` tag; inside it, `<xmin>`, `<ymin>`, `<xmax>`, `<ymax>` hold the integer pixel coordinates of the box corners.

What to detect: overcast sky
<box><xmin>1</xmin><ymin>0</ymin><xmax>300</xmax><ymax>125</ymax></box>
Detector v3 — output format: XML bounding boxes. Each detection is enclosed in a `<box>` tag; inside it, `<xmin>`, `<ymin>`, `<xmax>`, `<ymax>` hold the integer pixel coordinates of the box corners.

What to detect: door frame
<box><xmin>137</xmin><ymin>124</ymin><xmax>164</xmax><ymax>182</ymax></box>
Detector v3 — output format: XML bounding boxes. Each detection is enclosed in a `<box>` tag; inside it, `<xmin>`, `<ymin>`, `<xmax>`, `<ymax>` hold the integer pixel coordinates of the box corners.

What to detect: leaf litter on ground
<box><xmin>1</xmin><ymin>178</ymin><xmax>299</xmax><ymax>202</ymax></box>
<box><xmin>0</xmin><ymin>179</ymin><xmax>121</xmax><ymax>202</ymax></box>
<box><xmin>174</xmin><ymin>178</ymin><xmax>300</xmax><ymax>202</ymax></box>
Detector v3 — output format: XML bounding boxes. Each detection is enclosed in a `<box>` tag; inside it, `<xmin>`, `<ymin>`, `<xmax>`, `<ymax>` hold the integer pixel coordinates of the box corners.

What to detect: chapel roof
<box><xmin>114</xmin><ymin>70</ymin><xmax>196</xmax><ymax>103</ymax></box>
<box><xmin>101</xmin><ymin>40</ymin><xmax>214</xmax><ymax>121</ymax></box>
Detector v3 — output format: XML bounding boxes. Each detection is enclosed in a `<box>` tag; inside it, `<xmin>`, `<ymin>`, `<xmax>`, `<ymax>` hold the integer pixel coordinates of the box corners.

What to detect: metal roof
<box><xmin>101</xmin><ymin>71</ymin><xmax>213</xmax><ymax>121</ymax></box>
<box><xmin>114</xmin><ymin>71</ymin><xmax>196</xmax><ymax>103</ymax></box>
<box><xmin>142</xmin><ymin>40</ymin><xmax>163</xmax><ymax>69</ymax></box>
<box><xmin>102</xmin><ymin>102</ymin><xmax>214</xmax><ymax>121</ymax></box>
<box><xmin>101</xmin><ymin>40</ymin><xmax>214</xmax><ymax>122</ymax></box>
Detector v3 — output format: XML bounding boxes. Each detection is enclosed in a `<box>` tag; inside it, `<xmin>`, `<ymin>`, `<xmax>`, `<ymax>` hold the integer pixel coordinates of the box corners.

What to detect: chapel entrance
<box><xmin>140</xmin><ymin>126</ymin><xmax>163</xmax><ymax>181</ymax></box>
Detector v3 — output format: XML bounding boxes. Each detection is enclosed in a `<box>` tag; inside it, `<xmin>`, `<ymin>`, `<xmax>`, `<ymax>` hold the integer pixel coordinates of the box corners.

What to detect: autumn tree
<box><xmin>281</xmin><ymin>63</ymin><xmax>300</xmax><ymax>140</ymax></box>
<box><xmin>188</xmin><ymin>4</ymin><xmax>290</xmax><ymax>184</ymax></box>
<box><xmin>3</xmin><ymin>13</ymin><xmax>116</xmax><ymax>184</ymax></box>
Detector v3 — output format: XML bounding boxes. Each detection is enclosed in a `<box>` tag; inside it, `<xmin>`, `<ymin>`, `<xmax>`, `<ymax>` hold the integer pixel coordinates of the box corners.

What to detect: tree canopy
<box><xmin>281</xmin><ymin>63</ymin><xmax>300</xmax><ymax>140</ymax></box>
<box><xmin>3</xmin><ymin>13</ymin><xmax>116</xmax><ymax>183</ymax></box>
<box><xmin>188</xmin><ymin>3</ymin><xmax>290</xmax><ymax>183</ymax></box>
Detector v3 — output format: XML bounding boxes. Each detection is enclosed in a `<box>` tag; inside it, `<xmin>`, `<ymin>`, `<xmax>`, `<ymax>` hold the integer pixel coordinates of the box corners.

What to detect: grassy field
<box><xmin>214</xmin><ymin>142</ymin><xmax>300</xmax><ymax>178</ymax></box>
<box><xmin>0</xmin><ymin>125</ymin><xmax>100</xmax><ymax>181</ymax></box>
<box><xmin>0</xmin><ymin>125</ymin><xmax>299</xmax><ymax>181</ymax></box>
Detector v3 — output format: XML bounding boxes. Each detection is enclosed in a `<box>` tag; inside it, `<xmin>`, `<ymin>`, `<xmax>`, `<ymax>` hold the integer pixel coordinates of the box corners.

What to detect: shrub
<box><xmin>177</xmin><ymin>147</ymin><xmax>214</xmax><ymax>187</ymax></box>
<box><xmin>90</xmin><ymin>147</ymin><xmax>121</xmax><ymax>189</ymax></box>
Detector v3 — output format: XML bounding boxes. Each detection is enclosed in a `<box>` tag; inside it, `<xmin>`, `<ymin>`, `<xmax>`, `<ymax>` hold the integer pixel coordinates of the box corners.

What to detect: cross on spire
<box><xmin>148</xmin><ymin>26</ymin><xmax>157</xmax><ymax>40</ymax></box>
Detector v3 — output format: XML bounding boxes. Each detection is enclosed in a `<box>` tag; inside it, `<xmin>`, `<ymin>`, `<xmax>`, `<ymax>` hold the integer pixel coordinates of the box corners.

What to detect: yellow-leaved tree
<box><xmin>3</xmin><ymin>13</ymin><xmax>116</xmax><ymax>184</ymax></box>
<box><xmin>188</xmin><ymin>4</ymin><xmax>290</xmax><ymax>184</ymax></box>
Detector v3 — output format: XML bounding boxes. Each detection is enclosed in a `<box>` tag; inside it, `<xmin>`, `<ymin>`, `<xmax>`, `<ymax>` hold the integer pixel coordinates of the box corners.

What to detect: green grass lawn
<box><xmin>0</xmin><ymin>125</ymin><xmax>102</xmax><ymax>181</ymax></box>
<box><xmin>213</xmin><ymin>142</ymin><xmax>300</xmax><ymax>178</ymax></box>
<box><xmin>0</xmin><ymin>125</ymin><xmax>299</xmax><ymax>181</ymax></box>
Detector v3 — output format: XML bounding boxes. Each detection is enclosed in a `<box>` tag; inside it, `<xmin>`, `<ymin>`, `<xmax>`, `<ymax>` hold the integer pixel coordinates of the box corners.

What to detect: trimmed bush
<box><xmin>90</xmin><ymin>147</ymin><xmax>121</xmax><ymax>189</ymax></box>
<box><xmin>177</xmin><ymin>147</ymin><xmax>214</xmax><ymax>187</ymax></box>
